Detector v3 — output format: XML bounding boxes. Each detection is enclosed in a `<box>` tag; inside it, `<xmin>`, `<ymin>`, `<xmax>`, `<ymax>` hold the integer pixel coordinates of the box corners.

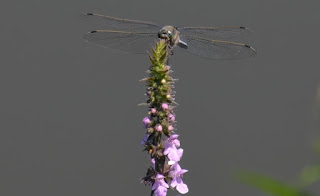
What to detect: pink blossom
<box><xmin>164</xmin><ymin>134</ymin><xmax>183</xmax><ymax>164</ymax></box>
<box><xmin>169</xmin><ymin>163</ymin><xmax>189</xmax><ymax>194</ymax></box>
<box><xmin>152</xmin><ymin>174</ymin><xmax>169</xmax><ymax>196</ymax></box>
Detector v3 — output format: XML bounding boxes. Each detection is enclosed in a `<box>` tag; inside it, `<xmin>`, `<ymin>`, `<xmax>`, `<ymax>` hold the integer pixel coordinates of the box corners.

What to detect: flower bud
<box><xmin>161</xmin><ymin>103</ymin><xmax>169</xmax><ymax>110</ymax></box>
<box><xmin>151</xmin><ymin>108</ymin><xmax>157</xmax><ymax>114</ymax></box>
<box><xmin>143</xmin><ymin>117</ymin><xmax>151</xmax><ymax>127</ymax></box>
<box><xmin>169</xmin><ymin>114</ymin><xmax>175</xmax><ymax>122</ymax></box>
<box><xmin>155</xmin><ymin>124</ymin><xmax>163</xmax><ymax>132</ymax></box>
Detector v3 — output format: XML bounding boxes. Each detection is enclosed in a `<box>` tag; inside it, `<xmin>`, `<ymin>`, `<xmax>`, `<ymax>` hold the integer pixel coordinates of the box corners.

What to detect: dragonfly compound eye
<box><xmin>158</xmin><ymin>32</ymin><xmax>170</xmax><ymax>40</ymax></box>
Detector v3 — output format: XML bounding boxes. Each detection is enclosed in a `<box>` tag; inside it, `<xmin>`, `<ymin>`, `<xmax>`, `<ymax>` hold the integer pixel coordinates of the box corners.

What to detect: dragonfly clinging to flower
<box><xmin>83</xmin><ymin>13</ymin><xmax>256</xmax><ymax>60</ymax></box>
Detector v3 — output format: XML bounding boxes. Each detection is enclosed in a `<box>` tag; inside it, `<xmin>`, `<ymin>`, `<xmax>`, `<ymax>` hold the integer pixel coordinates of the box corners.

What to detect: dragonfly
<box><xmin>83</xmin><ymin>13</ymin><xmax>256</xmax><ymax>60</ymax></box>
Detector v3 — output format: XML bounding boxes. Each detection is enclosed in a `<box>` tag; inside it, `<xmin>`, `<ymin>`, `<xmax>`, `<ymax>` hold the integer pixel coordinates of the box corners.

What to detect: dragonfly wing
<box><xmin>179</xmin><ymin>26</ymin><xmax>251</xmax><ymax>40</ymax></box>
<box><xmin>82</xmin><ymin>13</ymin><xmax>161</xmax><ymax>31</ymax></box>
<box><xmin>179</xmin><ymin>35</ymin><xmax>256</xmax><ymax>60</ymax></box>
<box><xmin>84</xmin><ymin>30</ymin><xmax>158</xmax><ymax>53</ymax></box>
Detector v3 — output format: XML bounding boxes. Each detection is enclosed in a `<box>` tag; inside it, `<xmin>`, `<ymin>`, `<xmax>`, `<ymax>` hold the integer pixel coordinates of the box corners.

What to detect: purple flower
<box><xmin>164</xmin><ymin>134</ymin><xmax>183</xmax><ymax>164</ymax></box>
<box><xmin>168</xmin><ymin>125</ymin><xmax>174</xmax><ymax>131</ymax></box>
<box><xmin>155</xmin><ymin>185</ymin><xmax>167</xmax><ymax>196</ymax></box>
<box><xmin>167</xmin><ymin>148</ymin><xmax>184</xmax><ymax>165</ymax></box>
<box><xmin>155</xmin><ymin>124</ymin><xmax>163</xmax><ymax>132</ymax></box>
<box><xmin>143</xmin><ymin>117</ymin><xmax>152</xmax><ymax>127</ymax></box>
<box><xmin>169</xmin><ymin>163</ymin><xmax>189</xmax><ymax>194</ymax></box>
<box><xmin>165</xmin><ymin>134</ymin><xmax>180</xmax><ymax>148</ymax></box>
<box><xmin>162</xmin><ymin>103</ymin><xmax>169</xmax><ymax>110</ymax></box>
<box><xmin>152</xmin><ymin>174</ymin><xmax>169</xmax><ymax>196</ymax></box>
<box><xmin>169</xmin><ymin>113</ymin><xmax>175</xmax><ymax>122</ymax></box>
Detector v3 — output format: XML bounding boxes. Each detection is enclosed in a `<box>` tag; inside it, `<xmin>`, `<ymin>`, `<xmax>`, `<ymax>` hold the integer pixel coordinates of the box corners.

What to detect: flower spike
<box><xmin>140</xmin><ymin>40</ymin><xmax>188</xmax><ymax>196</ymax></box>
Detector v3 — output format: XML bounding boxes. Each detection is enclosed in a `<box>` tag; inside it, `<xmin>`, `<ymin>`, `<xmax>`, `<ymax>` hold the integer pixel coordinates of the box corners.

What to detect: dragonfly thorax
<box><xmin>158</xmin><ymin>26</ymin><xmax>180</xmax><ymax>47</ymax></box>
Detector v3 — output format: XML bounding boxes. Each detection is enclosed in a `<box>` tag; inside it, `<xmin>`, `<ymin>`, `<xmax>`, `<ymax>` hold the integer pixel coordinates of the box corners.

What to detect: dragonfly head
<box><xmin>158</xmin><ymin>26</ymin><xmax>180</xmax><ymax>47</ymax></box>
<box><xmin>158</xmin><ymin>27</ymin><xmax>173</xmax><ymax>40</ymax></box>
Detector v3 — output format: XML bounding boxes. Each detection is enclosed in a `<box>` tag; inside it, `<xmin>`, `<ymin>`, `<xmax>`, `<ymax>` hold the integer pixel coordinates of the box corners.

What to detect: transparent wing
<box><xmin>81</xmin><ymin>13</ymin><xmax>161</xmax><ymax>32</ymax></box>
<box><xmin>180</xmin><ymin>35</ymin><xmax>256</xmax><ymax>60</ymax></box>
<box><xmin>178</xmin><ymin>26</ymin><xmax>251</xmax><ymax>40</ymax></box>
<box><xmin>84</xmin><ymin>30</ymin><xmax>158</xmax><ymax>53</ymax></box>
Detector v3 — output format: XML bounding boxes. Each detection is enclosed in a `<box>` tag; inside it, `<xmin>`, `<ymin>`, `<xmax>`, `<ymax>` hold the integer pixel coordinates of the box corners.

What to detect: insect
<box><xmin>83</xmin><ymin>13</ymin><xmax>256</xmax><ymax>60</ymax></box>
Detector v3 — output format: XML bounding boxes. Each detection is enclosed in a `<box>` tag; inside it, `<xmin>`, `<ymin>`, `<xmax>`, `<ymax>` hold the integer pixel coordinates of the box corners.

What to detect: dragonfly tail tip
<box><xmin>244</xmin><ymin>45</ymin><xmax>257</xmax><ymax>53</ymax></box>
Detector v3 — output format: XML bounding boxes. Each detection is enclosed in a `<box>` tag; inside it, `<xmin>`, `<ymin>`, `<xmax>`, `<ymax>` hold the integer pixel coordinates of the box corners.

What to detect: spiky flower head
<box><xmin>140</xmin><ymin>40</ymin><xmax>188</xmax><ymax>196</ymax></box>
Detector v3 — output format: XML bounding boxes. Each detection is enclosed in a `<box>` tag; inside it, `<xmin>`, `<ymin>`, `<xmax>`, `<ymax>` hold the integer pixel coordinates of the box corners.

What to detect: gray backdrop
<box><xmin>1</xmin><ymin>0</ymin><xmax>320</xmax><ymax>195</ymax></box>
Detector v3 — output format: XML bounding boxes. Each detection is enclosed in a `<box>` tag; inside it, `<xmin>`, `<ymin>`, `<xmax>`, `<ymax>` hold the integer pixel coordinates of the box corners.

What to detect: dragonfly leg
<box><xmin>166</xmin><ymin>48</ymin><xmax>174</xmax><ymax>65</ymax></box>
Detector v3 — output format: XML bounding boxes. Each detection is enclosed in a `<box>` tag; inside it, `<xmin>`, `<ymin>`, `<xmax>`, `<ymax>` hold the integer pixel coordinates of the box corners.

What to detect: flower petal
<box><xmin>152</xmin><ymin>181</ymin><xmax>159</xmax><ymax>190</ymax></box>
<box><xmin>155</xmin><ymin>185</ymin><xmax>168</xmax><ymax>196</ymax></box>
<box><xmin>177</xmin><ymin>148</ymin><xmax>183</xmax><ymax>158</ymax></box>
<box><xmin>169</xmin><ymin>170</ymin><xmax>176</xmax><ymax>178</ymax></box>
<box><xmin>173</xmin><ymin>139</ymin><xmax>180</xmax><ymax>147</ymax></box>
<box><xmin>171</xmin><ymin>177</ymin><xmax>178</xmax><ymax>188</ymax></box>
<box><xmin>168</xmin><ymin>149</ymin><xmax>181</xmax><ymax>161</ymax></box>
<box><xmin>170</xmin><ymin>134</ymin><xmax>179</xmax><ymax>140</ymax></box>
<box><xmin>174</xmin><ymin>163</ymin><xmax>182</xmax><ymax>172</ymax></box>
<box><xmin>160</xmin><ymin>179</ymin><xmax>169</xmax><ymax>188</ymax></box>
<box><xmin>176</xmin><ymin>183</ymin><xmax>189</xmax><ymax>194</ymax></box>
<box><xmin>163</xmin><ymin>144</ymin><xmax>173</xmax><ymax>155</ymax></box>
<box><xmin>178</xmin><ymin>169</ymin><xmax>188</xmax><ymax>175</ymax></box>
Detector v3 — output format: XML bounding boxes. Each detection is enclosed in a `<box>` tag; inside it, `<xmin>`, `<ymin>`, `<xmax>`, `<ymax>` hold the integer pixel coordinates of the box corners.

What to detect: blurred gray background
<box><xmin>1</xmin><ymin>0</ymin><xmax>320</xmax><ymax>195</ymax></box>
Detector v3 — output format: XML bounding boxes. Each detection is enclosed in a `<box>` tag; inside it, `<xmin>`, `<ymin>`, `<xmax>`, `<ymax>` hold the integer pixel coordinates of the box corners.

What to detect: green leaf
<box><xmin>159</xmin><ymin>51</ymin><xmax>168</xmax><ymax>64</ymax></box>
<box><xmin>151</xmin><ymin>48</ymin><xmax>157</xmax><ymax>60</ymax></box>
<box><xmin>148</xmin><ymin>52</ymin><xmax>155</xmax><ymax>65</ymax></box>
<box><xmin>300</xmin><ymin>165</ymin><xmax>320</xmax><ymax>187</ymax></box>
<box><xmin>236</xmin><ymin>170</ymin><xmax>308</xmax><ymax>196</ymax></box>
<box><xmin>159</xmin><ymin>45</ymin><xmax>167</xmax><ymax>58</ymax></box>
